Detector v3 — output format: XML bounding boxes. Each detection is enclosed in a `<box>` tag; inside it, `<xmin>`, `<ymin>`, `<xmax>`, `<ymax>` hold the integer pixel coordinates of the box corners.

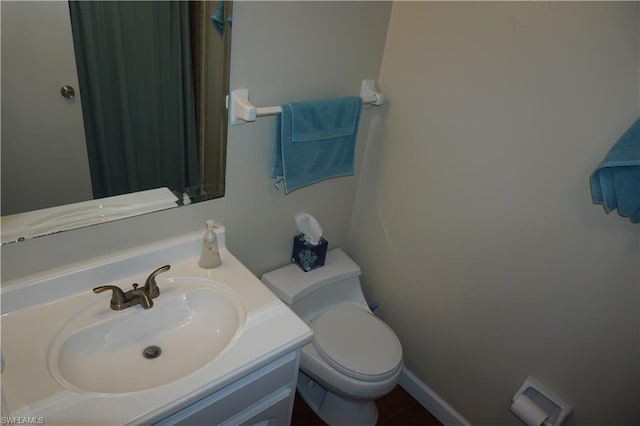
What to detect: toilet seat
<box><xmin>311</xmin><ymin>304</ymin><xmax>402</xmax><ymax>382</ymax></box>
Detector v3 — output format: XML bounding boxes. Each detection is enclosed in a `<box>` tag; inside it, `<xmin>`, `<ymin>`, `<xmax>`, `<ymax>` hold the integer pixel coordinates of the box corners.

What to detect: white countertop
<box><xmin>0</xmin><ymin>228</ymin><xmax>312</xmax><ymax>425</ymax></box>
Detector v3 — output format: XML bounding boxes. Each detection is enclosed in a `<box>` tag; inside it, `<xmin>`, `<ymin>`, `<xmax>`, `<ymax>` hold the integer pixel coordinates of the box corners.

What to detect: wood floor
<box><xmin>290</xmin><ymin>385</ymin><xmax>442</xmax><ymax>426</ymax></box>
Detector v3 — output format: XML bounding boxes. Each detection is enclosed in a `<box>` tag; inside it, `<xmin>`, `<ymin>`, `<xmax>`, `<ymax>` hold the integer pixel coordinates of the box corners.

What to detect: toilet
<box><xmin>261</xmin><ymin>248</ymin><xmax>403</xmax><ymax>426</ymax></box>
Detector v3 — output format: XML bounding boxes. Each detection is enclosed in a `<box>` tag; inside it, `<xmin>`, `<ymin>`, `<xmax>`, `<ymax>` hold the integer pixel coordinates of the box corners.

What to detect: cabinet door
<box><xmin>153</xmin><ymin>351</ymin><xmax>299</xmax><ymax>426</ymax></box>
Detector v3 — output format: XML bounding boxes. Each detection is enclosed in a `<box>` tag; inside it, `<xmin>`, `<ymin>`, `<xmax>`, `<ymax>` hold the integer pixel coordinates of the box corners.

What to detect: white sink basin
<box><xmin>49</xmin><ymin>279</ymin><xmax>245</xmax><ymax>393</ymax></box>
<box><xmin>0</xmin><ymin>227</ymin><xmax>312</xmax><ymax>425</ymax></box>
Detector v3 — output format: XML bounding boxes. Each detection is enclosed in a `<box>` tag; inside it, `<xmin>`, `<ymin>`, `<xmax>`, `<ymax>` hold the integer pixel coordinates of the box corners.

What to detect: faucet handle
<box><xmin>93</xmin><ymin>285</ymin><xmax>126</xmax><ymax>308</ymax></box>
<box><xmin>144</xmin><ymin>265</ymin><xmax>171</xmax><ymax>298</ymax></box>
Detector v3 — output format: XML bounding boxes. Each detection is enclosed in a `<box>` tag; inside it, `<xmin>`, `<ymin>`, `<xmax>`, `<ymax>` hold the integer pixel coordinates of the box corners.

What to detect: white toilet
<box><xmin>261</xmin><ymin>248</ymin><xmax>403</xmax><ymax>426</ymax></box>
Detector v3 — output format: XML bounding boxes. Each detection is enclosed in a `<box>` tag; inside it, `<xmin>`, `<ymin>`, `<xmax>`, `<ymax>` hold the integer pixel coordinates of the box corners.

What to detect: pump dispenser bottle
<box><xmin>198</xmin><ymin>220</ymin><xmax>222</xmax><ymax>269</ymax></box>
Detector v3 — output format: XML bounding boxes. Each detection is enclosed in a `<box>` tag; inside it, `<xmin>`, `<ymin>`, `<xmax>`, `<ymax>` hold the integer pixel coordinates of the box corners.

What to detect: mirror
<box><xmin>0</xmin><ymin>0</ymin><xmax>232</xmax><ymax>244</ymax></box>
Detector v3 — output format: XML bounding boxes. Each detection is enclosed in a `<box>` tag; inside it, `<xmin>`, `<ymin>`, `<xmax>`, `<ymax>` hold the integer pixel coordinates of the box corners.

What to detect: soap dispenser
<box><xmin>199</xmin><ymin>220</ymin><xmax>222</xmax><ymax>269</ymax></box>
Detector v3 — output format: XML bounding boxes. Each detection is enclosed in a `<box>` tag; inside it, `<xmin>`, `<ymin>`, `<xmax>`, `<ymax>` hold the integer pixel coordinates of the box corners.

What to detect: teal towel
<box><xmin>272</xmin><ymin>97</ymin><xmax>363</xmax><ymax>193</ymax></box>
<box><xmin>211</xmin><ymin>1</ymin><xmax>225</xmax><ymax>37</ymax></box>
<box><xmin>591</xmin><ymin>117</ymin><xmax>640</xmax><ymax>223</ymax></box>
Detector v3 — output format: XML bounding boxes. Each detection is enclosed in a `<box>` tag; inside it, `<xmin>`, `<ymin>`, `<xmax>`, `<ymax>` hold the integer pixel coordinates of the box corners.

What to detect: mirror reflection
<box><xmin>1</xmin><ymin>0</ymin><xmax>231</xmax><ymax>243</ymax></box>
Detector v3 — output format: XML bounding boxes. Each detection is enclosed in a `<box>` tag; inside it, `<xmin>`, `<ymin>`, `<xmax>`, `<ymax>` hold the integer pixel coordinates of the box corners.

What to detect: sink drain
<box><xmin>143</xmin><ymin>345</ymin><xmax>162</xmax><ymax>359</ymax></box>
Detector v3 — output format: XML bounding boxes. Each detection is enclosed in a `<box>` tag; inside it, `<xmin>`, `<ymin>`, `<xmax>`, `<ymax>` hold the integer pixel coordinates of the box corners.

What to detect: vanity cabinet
<box><xmin>153</xmin><ymin>350</ymin><xmax>301</xmax><ymax>426</ymax></box>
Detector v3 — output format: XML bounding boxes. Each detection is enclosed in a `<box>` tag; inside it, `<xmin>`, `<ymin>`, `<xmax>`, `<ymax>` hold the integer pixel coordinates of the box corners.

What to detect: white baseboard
<box><xmin>399</xmin><ymin>367</ymin><xmax>471</xmax><ymax>426</ymax></box>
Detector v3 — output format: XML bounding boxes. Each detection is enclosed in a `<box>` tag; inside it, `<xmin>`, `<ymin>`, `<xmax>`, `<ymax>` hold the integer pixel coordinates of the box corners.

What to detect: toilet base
<box><xmin>296</xmin><ymin>371</ymin><xmax>378</xmax><ymax>426</ymax></box>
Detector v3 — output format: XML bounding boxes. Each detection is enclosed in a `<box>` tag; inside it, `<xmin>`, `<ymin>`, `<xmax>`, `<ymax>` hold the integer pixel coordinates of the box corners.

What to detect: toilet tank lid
<box><xmin>260</xmin><ymin>248</ymin><xmax>361</xmax><ymax>304</ymax></box>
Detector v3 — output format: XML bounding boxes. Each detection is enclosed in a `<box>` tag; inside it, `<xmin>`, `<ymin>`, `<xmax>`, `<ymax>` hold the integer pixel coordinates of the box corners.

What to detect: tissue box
<box><xmin>291</xmin><ymin>234</ymin><xmax>328</xmax><ymax>272</ymax></box>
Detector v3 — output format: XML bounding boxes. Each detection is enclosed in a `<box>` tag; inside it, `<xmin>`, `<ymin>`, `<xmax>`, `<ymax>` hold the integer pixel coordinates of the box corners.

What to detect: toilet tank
<box><xmin>261</xmin><ymin>248</ymin><xmax>370</xmax><ymax>322</ymax></box>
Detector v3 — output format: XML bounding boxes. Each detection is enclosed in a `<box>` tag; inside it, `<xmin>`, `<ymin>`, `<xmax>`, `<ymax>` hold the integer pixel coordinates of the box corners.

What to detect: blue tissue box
<box><xmin>291</xmin><ymin>234</ymin><xmax>328</xmax><ymax>272</ymax></box>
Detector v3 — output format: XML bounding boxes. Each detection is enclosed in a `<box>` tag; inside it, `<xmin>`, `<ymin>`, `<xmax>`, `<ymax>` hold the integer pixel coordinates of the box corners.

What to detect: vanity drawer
<box><xmin>155</xmin><ymin>350</ymin><xmax>299</xmax><ymax>426</ymax></box>
<box><xmin>224</xmin><ymin>387</ymin><xmax>292</xmax><ymax>426</ymax></box>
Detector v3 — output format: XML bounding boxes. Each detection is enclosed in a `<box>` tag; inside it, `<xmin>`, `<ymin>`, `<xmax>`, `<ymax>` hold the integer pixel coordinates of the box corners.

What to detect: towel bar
<box><xmin>227</xmin><ymin>79</ymin><xmax>384</xmax><ymax>125</ymax></box>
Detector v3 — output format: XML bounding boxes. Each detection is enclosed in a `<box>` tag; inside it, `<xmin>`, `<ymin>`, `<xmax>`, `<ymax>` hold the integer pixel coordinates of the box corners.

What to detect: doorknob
<box><xmin>60</xmin><ymin>85</ymin><xmax>75</xmax><ymax>100</ymax></box>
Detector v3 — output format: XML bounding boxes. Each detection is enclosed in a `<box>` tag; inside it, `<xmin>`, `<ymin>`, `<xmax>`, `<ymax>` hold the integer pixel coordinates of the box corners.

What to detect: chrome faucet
<box><xmin>93</xmin><ymin>265</ymin><xmax>171</xmax><ymax>311</ymax></box>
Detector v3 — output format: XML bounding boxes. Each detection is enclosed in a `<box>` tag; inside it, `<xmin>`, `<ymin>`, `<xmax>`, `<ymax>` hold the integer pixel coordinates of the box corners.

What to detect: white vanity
<box><xmin>0</xmin><ymin>227</ymin><xmax>312</xmax><ymax>425</ymax></box>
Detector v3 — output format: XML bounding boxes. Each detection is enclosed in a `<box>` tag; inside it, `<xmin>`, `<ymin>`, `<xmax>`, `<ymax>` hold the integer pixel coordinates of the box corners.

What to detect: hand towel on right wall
<box><xmin>272</xmin><ymin>96</ymin><xmax>363</xmax><ymax>194</ymax></box>
<box><xmin>591</xmin><ymin>117</ymin><xmax>640</xmax><ymax>223</ymax></box>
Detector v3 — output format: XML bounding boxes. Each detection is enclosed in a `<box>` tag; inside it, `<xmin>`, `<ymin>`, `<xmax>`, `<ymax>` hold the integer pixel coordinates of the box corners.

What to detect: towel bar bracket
<box><xmin>226</xmin><ymin>88</ymin><xmax>256</xmax><ymax>125</ymax></box>
<box><xmin>360</xmin><ymin>79</ymin><xmax>384</xmax><ymax>106</ymax></box>
<box><xmin>227</xmin><ymin>79</ymin><xmax>384</xmax><ymax>125</ymax></box>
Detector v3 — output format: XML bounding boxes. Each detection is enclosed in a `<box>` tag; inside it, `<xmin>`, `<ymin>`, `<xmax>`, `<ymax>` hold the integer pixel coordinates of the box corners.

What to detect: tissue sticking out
<box><xmin>295</xmin><ymin>213</ymin><xmax>323</xmax><ymax>246</ymax></box>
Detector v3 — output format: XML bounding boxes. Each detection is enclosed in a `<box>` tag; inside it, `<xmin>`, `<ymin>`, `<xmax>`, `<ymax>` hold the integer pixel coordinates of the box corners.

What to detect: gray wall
<box><xmin>346</xmin><ymin>2</ymin><xmax>640</xmax><ymax>425</ymax></box>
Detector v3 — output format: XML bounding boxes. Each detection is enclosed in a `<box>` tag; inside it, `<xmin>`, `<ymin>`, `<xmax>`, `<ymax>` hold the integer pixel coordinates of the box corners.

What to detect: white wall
<box><xmin>347</xmin><ymin>2</ymin><xmax>639</xmax><ymax>425</ymax></box>
<box><xmin>1</xmin><ymin>2</ymin><xmax>392</xmax><ymax>281</ymax></box>
<box><xmin>1</xmin><ymin>1</ymin><xmax>93</xmax><ymax>215</ymax></box>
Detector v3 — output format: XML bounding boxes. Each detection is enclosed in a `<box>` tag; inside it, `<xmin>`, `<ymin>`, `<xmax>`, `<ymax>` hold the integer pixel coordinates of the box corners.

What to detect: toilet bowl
<box><xmin>261</xmin><ymin>248</ymin><xmax>403</xmax><ymax>426</ymax></box>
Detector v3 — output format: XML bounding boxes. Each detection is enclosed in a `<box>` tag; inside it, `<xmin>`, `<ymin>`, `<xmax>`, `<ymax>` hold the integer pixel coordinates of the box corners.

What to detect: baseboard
<box><xmin>399</xmin><ymin>367</ymin><xmax>471</xmax><ymax>426</ymax></box>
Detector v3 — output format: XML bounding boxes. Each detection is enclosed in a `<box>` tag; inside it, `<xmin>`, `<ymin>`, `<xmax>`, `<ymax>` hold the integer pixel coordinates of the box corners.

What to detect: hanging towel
<box><xmin>591</xmin><ymin>117</ymin><xmax>640</xmax><ymax>223</ymax></box>
<box><xmin>272</xmin><ymin>96</ymin><xmax>363</xmax><ymax>193</ymax></box>
<box><xmin>211</xmin><ymin>1</ymin><xmax>225</xmax><ymax>37</ymax></box>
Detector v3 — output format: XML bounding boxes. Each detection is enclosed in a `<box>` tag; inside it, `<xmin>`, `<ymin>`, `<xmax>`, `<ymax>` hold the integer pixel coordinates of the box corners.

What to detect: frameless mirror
<box><xmin>0</xmin><ymin>0</ymin><xmax>232</xmax><ymax>244</ymax></box>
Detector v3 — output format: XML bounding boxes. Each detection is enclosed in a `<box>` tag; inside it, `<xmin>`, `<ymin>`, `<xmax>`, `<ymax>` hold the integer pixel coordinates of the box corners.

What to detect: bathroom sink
<box><xmin>49</xmin><ymin>279</ymin><xmax>246</xmax><ymax>393</ymax></box>
<box><xmin>1</xmin><ymin>227</ymin><xmax>311</xmax><ymax>424</ymax></box>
